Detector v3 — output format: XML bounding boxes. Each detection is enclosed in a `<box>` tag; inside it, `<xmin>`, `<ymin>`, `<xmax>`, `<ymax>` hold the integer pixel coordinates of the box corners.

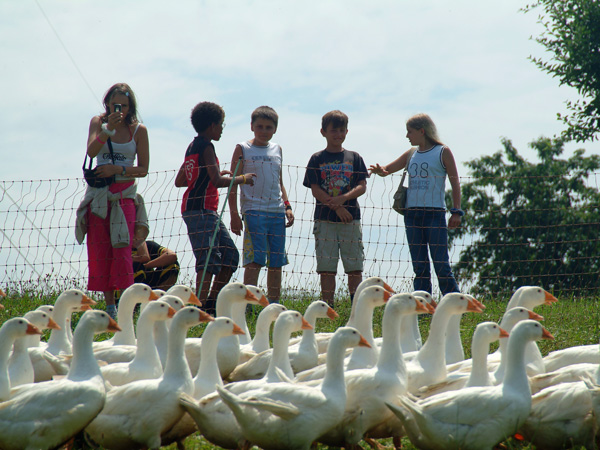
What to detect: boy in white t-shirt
<box><xmin>228</xmin><ymin>106</ymin><xmax>294</xmax><ymax>303</ymax></box>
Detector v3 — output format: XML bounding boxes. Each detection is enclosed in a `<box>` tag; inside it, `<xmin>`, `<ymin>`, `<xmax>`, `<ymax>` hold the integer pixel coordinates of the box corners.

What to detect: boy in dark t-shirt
<box><xmin>303</xmin><ymin>110</ymin><xmax>368</xmax><ymax>306</ymax></box>
<box><xmin>132</xmin><ymin>240</ymin><xmax>180</xmax><ymax>291</ymax></box>
<box><xmin>174</xmin><ymin>101</ymin><xmax>256</xmax><ymax>313</ymax></box>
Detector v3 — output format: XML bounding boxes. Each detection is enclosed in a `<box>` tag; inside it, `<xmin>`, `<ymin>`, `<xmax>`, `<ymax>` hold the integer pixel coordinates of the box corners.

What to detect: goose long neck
<box><xmin>298</xmin><ymin>310</ymin><xmax>317</xmax><ymax>350</ymax></box>
<box><xmin>251</xmin><ymin>315</ymin><xmax>272</xmax><ymax>352</ymax></box>
<box><xmin>321</xmin><ymin>337</ymin><xmax>349</xmax><ymax>397</ymax></box>
<box><xmin>68</xmin><ymin>323</ymin><xmax>101</xmax><ymax>381</ymax></box>
<box><xmin>469</xmin><ymin>335</ymin><xmax>491</xmax><ymax>384</ymax></box>
<box><xmin>266</xmin><ymin>323</ymin><xmax>294</xmax><ymax>380</ymax></box>
<box><xmin>130</xmin><ymin>315</ymin><xmax>159</xmax><ymax>366</ymax></box>
<box><xmin>163</xmin><ymin>320</ymin><xmax>192</xmax><ymax>383</ymax></box>
<box><xmin>113</xmin><ymin>296</ymin><xmax>138</xmax><ymax>345</ymax></box>
<box><xmin>46</xmin><ymin>303</ymin><xmax>70</xmax><ymax>354</ymax></box>
<box><xmin>417</xmin><ymin>303</ymin><xmax>453</xmax><ymax>364</ymax></box>
<box><xmin>196</xmin><ymin>327</ymin><xmax>222</xmax><ymax>388</ymax></box>
<box><xmin>0</xmin><ymin>329</ymin><xmax>15</xmax><ymax>401</ymax></box>
<box><xmin>350</xmin><ymin>302</ymin><xmax>376</xmax><ymax>342</ymax></box>
<box><xmin>231</xmin><ymin>302</ymin><xmax>251</xmax><ymax>344</ymax></box>
<box><xmin>153</xmin><ymin>322</ymin><xmax>169</xmax><ymax>368</ymax></box>
<box><xmin>502</xmin><ymin>332</ymin><xmax>530</xmax><ymax>395</ymax></box>
<box><xmin>377</xmin><ymin>310</ymin><xmax>405</xmax><ymax>374</ymax></box>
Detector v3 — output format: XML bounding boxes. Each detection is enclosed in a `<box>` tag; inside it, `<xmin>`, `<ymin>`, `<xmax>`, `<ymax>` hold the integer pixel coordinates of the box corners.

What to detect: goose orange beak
<box><xmin>80</xmin><ymin>304</ymin><xmax>94</xmax><ymax>311</ymax></box>
<box><xmin>383</xmin><ymin>282</ymin><xmax>395</xmax><ymax>294</ymax></box>
<box><xmin>198</xmin><ymin>310</ymin><xmax>215</xmax><ymax>322</ymax></box>
<box><xmin>326</xmin><ymin>307</ymin><xmax>339</xmax><ymax>320</ymax></box>
<box><xmin>187</xmin><ymin>292</ymin><xmax>201</xmax><ymax>306</ymax></box>
<box><xmin>301</xmin><ymin>317</ymin><xmax>313</xmax><ymax>330</ymax></box>
<box><xmin>466</xmin><ymin>298</ymin><xmax>484</xmax><ymax>313</ymax></box>
<box><xmin>107</xmin><ymin>317</ymin><xmax>122</xmax><ymax>333</ymax></box>
<box><xmin>167</xmin><ymin>306</ymin><xmax>177</xmax><ymax>318</ymax></box>
<box><xmin>232</xmin><ymin>323</ymin><xmax>246</xmax><ymax>335</ymax></box>
<box><xmin>358</xmin><ymin>335</ymin><xmax>371</xmax><ymax>348</ymax></box>
<box><xmin>149</xmin><ymin>291</ymin><xmax>160</xmax><ymax>301</ymax></box>
<box><xmin>383</xmin><ymin>290</ymin><xmax>392</xmax><ymax>302</ymax></box>
<box><xmin>82</xmin><ymin>294</ymin><xmax>97</xmax><ymax>306</ymax></box>
<box><xmin>499</xmin><ymin>327</ymin><xmax>510</xmax><ymax>338</ymax></box>
<box><xmin>415</xmin><ymin>299</ymin><xmax>432</xmax><ymax>314</ymax></box>
<box><xmin>544</xmin><ymin>291</ymin><xmax>558</xmax><ymax>304</ymax></box>
<box><xmin>26</xmin><ymin>323</ymin><xmax>42</xmax><ymax>335</ymax></box>
<box><xmin>429</xmin><ymin>298</ymin><xmax>438</xmax><ymax>308</ymax></box>
<box><xmin>541</xmin><ymin>326</ymin><xmax>555</xmax><ymax>340</ymax></box>
<box><xmin>528</xmin><ymin>310</ymin><xmax>544</xmax><ymax>321</ymax></box>
<box><xmin>46</xmin><ymin>317</ymin><xmax>61</xmax><ymax>330</ymax></box>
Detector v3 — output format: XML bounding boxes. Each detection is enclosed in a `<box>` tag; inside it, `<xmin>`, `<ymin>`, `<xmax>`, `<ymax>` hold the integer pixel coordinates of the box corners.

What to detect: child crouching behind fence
<box><xmin>175</xmin><ymin>101</ymin><xmax>256</xmax><ymax>314</ymax></box>
<box><xmin>303</xmin><ymin>110</ymin><xmax>368</xmax><ymax>307</ymax></box>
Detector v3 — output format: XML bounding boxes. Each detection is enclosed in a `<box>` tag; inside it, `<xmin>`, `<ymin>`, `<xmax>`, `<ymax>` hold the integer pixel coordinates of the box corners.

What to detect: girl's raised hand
<box><xmin>368</xmin><ymin>163</ymin><xmax>388</xmax><ymax>177</ymax></box>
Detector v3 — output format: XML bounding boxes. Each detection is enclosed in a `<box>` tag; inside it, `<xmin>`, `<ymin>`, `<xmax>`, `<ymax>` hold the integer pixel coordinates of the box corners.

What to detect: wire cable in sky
<box><xmin>34</xmin><ymin>0</ymin><xmax>100</xmax><ymax>106</ymax></box>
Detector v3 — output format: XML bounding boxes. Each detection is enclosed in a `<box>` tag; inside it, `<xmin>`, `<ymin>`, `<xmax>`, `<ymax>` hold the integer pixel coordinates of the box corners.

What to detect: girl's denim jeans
<box><xmin>404</xmin><ymin>208</ymin><xmax>460</xmax><ymax>295</ymax></box>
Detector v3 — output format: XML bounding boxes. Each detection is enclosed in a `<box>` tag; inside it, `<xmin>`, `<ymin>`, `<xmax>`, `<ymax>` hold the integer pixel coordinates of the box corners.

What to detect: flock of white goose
<box><xmin>0</xmin><ymin>280</ymin><xmax>597</xmax><ymax>450</ymax></box>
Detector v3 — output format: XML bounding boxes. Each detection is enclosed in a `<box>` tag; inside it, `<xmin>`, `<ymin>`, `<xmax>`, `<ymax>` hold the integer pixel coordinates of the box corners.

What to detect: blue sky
<box><xmin>2</xmin><ymin>0</ymin><xmax>598</xmax><ymax>183</ymax></box>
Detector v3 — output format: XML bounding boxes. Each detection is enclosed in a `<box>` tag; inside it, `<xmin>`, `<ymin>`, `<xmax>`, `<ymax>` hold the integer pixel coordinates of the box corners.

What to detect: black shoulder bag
<box><xmin>83</xmin><ymin>138</ymin><xmax>116</xmax><ymax>188</ymax></box>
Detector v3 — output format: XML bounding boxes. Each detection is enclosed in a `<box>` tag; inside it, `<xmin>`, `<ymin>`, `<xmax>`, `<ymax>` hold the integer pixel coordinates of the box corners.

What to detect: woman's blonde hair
<box><xmin>406</xmin><ymin>113</ymin><xmax>443</xmax><ymax>145</ymax></box>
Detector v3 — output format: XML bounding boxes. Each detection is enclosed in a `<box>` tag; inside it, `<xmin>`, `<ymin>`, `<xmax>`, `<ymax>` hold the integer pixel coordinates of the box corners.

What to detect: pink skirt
<box><xmin>86</xmin><ymin>182</ymin><xmax>135</xmax><ymax>292</ymax></box>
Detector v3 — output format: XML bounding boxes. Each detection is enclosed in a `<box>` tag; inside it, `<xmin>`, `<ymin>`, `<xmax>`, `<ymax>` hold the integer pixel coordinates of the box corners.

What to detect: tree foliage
<box><xmin>523</xmin><ymin>0</ymin><xmax>600</xmax><ymax>142</ymax></box>
<box><xmin>449</xmin><ymin>137</ymin><xmax>600</xmax><ymax>295</ymax></box>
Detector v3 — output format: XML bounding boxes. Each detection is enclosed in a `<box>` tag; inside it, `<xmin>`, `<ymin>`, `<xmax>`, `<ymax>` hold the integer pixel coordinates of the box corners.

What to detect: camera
<box><xmin>114</xmin><ymin>104</ymin><xmax>122</xmax><ymax>113</ymax></box>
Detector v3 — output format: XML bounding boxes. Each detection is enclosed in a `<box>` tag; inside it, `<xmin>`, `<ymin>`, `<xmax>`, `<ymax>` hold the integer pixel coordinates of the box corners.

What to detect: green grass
<box><xmin>1</xmin><ymin>286</ymin><xmax>598</xmax><ymax>449</ymax></box>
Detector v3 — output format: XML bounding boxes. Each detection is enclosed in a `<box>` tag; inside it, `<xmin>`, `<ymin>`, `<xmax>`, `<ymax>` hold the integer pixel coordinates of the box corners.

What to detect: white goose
<box><xmin>84</xmin><ymin>307</ymin><xmax>214</xmax><ymax>450</ymax></box>
<box><xmin>399</xmin><ymin>290</ymin><xmax>435</xmax><ymax>353</ymax></box>
<box><xmin>8</xmin><ymin>310</ymin><xmax>59</xmax><ymax>387</ymax></box>
<box><xmin>100</xmin><ymin>300</ymin><xmax>176</xmax><ymax>386</ymax></box>
<box><xmin>238</xmin><ymin>303</ymin><xmax>288</xmax><ymax>363</ymax></box>
<box><xmin>228</xmin><ymin>311</ymin><xmax>313</xmax><ymax>382</ymax></box>
<box><xmin>184</xmin><ymin>282</ymin><xmax>262</xmax><ymax>379</ymax></box>
<box><xmin>386</xmin><ymin>320</ymin><xmax>554</xmax><ymax>450</ymax></box>
<box><xmin>45</xmin><ymin>289</ymin><xmax>96</xmax><ymax>356</ymax></box>
<box><xmin>288</xmin><ymin>301</ymin><xmax>338</xmax><ymax>374</ymax></box>
<box><xmin>317</xmin><ymin>293</ymin><xmax>432</xmax><ymax>448</ymax></box>
<box><xmin>178</xmin><ymin>311</ymin><xmax>310</xmax><ymax>450</ymax></box>
<box><xmin>211</xmin><ymin>327</ymin><xmax>371</xmax><ymax>450</ymax></box>
<box><xmin>416</xmin><ymin>321</ymin><xmax>509</xmax><ymax>399</ymax></box>
<box><xmin>0</xmin><ymin>311</ymin><xmax>120</xmax><ymax>450</ymax></box>
<box><xmin>445</xmin><ymin>294</ymin><xmax>486</xmax><ymax>365</ymax></box>
<box><xmin>288</xmin><ymin>276</ymin><xmax>394</xmax><ymax>353</ymax></box>
<box><xmin>518</xmin><ymin>377</ymin><xmax>598</xmax><ymax>450</ymax></box>
<box><xmin>159</xmin><ymin>317</ymin><xmax>246</xmax><ymax>448</ymax></box>
<box><xmin>0</xmin><ymin>318</ymin><xmax>41</xmax><ymax>401</ymax></box>
<box><xmin>154</xmin><ymin>294</ymin><xmax>185</xmax><ymax>368</ymax></box>
<box><xmin>295</xmin><ymin>285</ymin><xmax>391</xmax><ymax>382</ymax></box>
<box><xmin>232</xmin><ymin>285</ymin><xmax>268</xmax><ymax>345</ymax></box>
<box><xmin>405</xmin><ymin>293</ymin><xmax>483</xmax><ymax>393</ymax></box>
<box><xmin>93</xmin><ymin>283</ymin><xmax>159</xmax><ymax>348</ymax></box>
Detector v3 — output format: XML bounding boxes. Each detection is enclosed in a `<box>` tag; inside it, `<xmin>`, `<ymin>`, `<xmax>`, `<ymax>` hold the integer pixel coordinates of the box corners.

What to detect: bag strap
<box><xmin>399</xmin><ymin>147</ymin><xmax>417</xmax><ymax>187</ymax></box>
<box><xmin>83</xmin><ymin>137</ymin><xmax>115</xmax><ymax>169</ymax></box>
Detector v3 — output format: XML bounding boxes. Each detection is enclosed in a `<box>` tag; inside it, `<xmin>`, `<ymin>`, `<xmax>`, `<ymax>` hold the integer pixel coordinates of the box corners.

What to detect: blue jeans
<box><xmin>404</xmin><ymin>208</ymin><xmax>459</xmax><ymax>295</ymax></box>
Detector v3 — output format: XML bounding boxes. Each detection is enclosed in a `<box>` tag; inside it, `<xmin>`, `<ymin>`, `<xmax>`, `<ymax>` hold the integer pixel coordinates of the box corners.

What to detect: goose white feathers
<box><xmin>406</xmin><ymin>293</ymin><xmax>483</xmax><ymax>393</ymax></box>
<box><xmin>84</xmin><ymin>306</ymin><xmax>213</xmax><ymax>450</ymax></box>
<box><xmin>181</xmin><ymin>311</ymin><xmax>310</xmax><ymax>450</ymax></box>
<box><xmin>100</xmin><ymin>300</ymin><xmax>176</xmax><ymax>386</ymax></box>
<box><xmin>0</xmin><ymin>318</ymin><xmax>41</xmax><ymax>401</ymax></box>
<box><xmin>184</xmin><ymin>282</ymin><xmax>262</xmax><ymax>379</ymax></box>
<box><xmin>317</xmin><ymin>293</ymin><xmax>432</xmax><ymax>447</ymax></box>
<box><xmin>0</xmin><ymin>311</ymin><xmax>120</xmax><ymax>450</ymax></box>
<box><xmin>232</xmin><ymin>285</ymin><xmax>268</xmax><ymax>345</ymax></box>
<box><xmin>238</xmin><ymin>303</ymin><xmax>287</xmax><ymax>363</ymax></box>
<box><xmin>386</xmin><ymin>320</ymin><xmax>554</xmax><ymax>450</ymax></box>
<box><xmin>8</xmin><ymin>310</ymin><xmax>59</xmax><ymax>387</ymax></box>
<box><xmin>213</xmin><ymin>327</ymin><xmax>371</xmax><ymax>450</ymax></box>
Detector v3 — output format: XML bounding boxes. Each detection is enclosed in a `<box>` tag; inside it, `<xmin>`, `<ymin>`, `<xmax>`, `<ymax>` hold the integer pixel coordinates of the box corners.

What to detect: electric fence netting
<box><xmin>2</xmin><ymin>164</ymin><xmax>600</xmax><ymax>300</ymax></box>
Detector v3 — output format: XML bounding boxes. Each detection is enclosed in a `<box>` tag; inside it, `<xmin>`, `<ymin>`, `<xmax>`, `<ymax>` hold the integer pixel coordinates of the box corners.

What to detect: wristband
<box><xmin>120</xmin><ymin>166</ymin><xmax>127</xmax><ymax>176</ymax></box>
<box><xmin>101</xmin><ymin>123</ymin><xmax>116</xmax><ymax>137</ymax></box>
<box><xmin>450</xmin><ymin>208</ymin><xmax>465</xmax><ymax>217</ymax></box>
<box><xmin>96</xmin><ymin>135</ymin><xmax>106</xmax><ymax>145</ymax></box>
<box><xmin>284</xmin><ymin>200</ymin><xmax>292</xmax><ymax>211</ymax></box>
<box><xmin>241</xmin><ymin>174</ymin><xmax>246</xmax><ymax>184</ymax></box>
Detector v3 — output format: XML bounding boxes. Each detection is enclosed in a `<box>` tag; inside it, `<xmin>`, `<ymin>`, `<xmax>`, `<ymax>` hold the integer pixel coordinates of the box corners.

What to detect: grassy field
<box><xmin>1</xmin><ymin>285</ymin><xmax>598</xmax><ymax>449</ymax></box>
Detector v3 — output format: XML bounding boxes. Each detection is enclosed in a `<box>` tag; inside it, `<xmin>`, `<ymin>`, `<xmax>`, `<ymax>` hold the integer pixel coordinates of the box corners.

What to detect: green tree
<box><xmin>523</xmin><ymin>0</ymin><xmax>600</xmax><ymax>142</ymax></box>
<box><xmin>449</xmin><ymin>137</ymin><xmax>600</xmax><ymax>296</ymax></box>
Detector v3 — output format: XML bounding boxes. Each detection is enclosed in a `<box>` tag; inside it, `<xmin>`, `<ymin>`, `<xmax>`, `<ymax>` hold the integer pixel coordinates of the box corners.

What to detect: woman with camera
<box><xmin>76</xmin><ymin>82</ymin><xmax>149</xmax><ymax>318</ymax></box>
